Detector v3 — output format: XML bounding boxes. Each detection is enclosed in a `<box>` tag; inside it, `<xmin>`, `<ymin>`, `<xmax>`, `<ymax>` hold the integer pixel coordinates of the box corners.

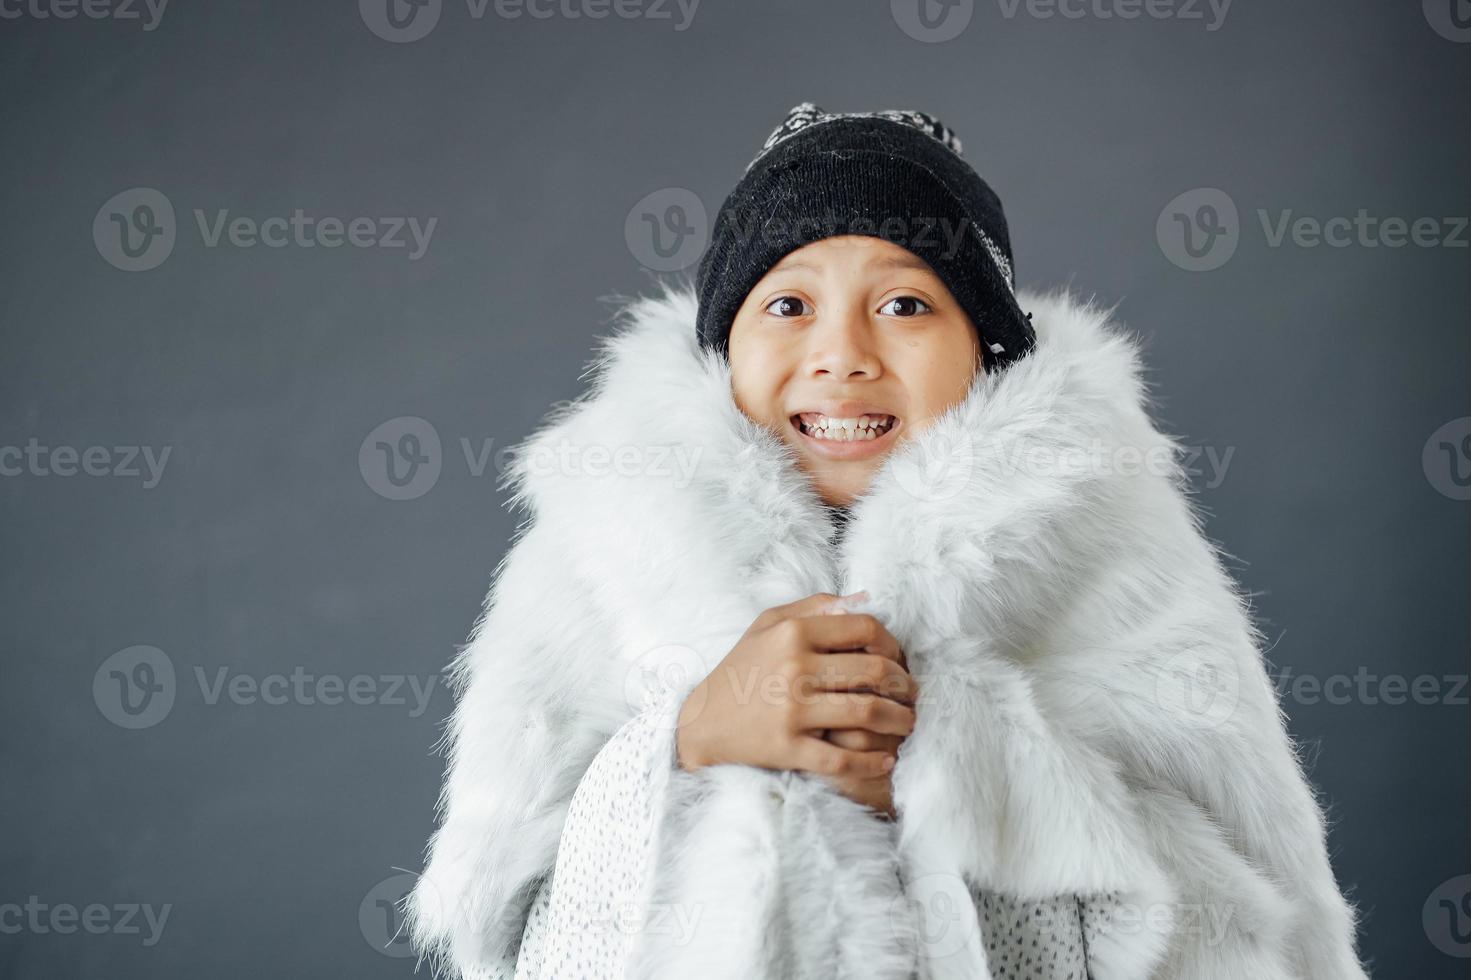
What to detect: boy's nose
<box><xmin>806</xmin><ymin>308</ymin><xmax>881</xmax><ymax>380</ymax></box>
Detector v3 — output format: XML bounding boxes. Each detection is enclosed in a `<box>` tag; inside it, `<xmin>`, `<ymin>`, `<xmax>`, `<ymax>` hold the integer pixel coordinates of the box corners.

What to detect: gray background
<box><xmin>2</xmin><ymin>0</ymin><xmax>1468</xmax><ymax>976</ymax></box>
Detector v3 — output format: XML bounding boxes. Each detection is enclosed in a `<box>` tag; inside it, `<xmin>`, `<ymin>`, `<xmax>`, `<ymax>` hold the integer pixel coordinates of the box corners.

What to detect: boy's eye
<box><xmin>764</xmin><ymin>296</ymin><xmax>812</xmax><ymax>318</ymax></box>
<box><xmin>880</xmin><ymin>296</ymin><xmax>932</xmax><ymax>317</ymax></box>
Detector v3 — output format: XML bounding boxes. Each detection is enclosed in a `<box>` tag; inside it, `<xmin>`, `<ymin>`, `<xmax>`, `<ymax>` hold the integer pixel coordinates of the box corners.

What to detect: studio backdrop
<box><xmin>1</xmin><ymin>1</ymin><xmax>1467</xmax><ymax>977</ymax></box>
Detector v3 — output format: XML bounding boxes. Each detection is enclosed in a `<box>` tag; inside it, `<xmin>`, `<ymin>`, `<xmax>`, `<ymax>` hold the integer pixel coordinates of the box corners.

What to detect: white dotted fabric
<box><xmin>510</xmin><ymin>706</ymin><xmax>672</xmax><ymax>980</ymax></box>
<box><xmin>976</xmin><ymin>890</ymin><xmax>1092</xmax><ymax>979</ymax></box>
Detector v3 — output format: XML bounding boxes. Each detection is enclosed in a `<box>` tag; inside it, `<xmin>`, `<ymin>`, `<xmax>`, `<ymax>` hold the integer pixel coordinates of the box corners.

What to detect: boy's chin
<box><xmin>797</xmin><ymin>456</ymin><xmax>887</xmax><ymax>508</ymax></box>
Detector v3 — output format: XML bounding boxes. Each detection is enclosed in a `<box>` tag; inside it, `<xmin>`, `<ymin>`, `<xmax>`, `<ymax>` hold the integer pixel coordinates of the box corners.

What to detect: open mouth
<box><xmin>788</xmin><ymin>411</ymin><xmax>903</xmax><ymax>460</ymax></box>
<box><xmin>792</xmin><ymin>412</ymin><xmax>899</xmax><ymax>442</ymax></box>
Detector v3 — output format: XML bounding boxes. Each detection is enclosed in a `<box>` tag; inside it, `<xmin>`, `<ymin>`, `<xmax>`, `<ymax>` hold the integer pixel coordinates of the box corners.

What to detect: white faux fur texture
<box><xmin>405</xmin><ymin>282</ymin><xmax>1369</xmax><ymax>980</ymax></box>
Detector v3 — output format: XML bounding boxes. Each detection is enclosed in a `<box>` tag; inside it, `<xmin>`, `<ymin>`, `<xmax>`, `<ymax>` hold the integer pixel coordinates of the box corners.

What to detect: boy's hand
<box><xmin>676</xmin><ymin>593</ymin><xmax>917</xmax><ymax>810</ymax></box>
<box><xmin>822</xmin><ymin>728</ymin><xmax>906</xmax><ymax>818</ymax></box>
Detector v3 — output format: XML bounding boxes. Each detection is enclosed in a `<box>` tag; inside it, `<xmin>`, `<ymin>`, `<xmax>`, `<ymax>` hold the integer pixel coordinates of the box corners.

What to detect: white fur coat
<box><xmin>403</xmin><ymin>283</ymin><xmax>1369</xmax><ymax>980</ymax></box>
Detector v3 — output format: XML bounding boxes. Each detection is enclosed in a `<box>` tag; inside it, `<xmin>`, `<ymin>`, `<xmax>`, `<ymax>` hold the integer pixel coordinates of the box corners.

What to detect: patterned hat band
<box><xmin>746</xmin><ymin>102</ymin><xmax>965</xmax><ymax>172</ymax></box>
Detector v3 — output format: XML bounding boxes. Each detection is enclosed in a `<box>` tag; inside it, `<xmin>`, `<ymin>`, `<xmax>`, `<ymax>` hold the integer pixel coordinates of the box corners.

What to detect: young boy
<box><xmin>405</xmin><ymin>103</ymin><xmax>1369</xmax><ymax>980</ymax></box>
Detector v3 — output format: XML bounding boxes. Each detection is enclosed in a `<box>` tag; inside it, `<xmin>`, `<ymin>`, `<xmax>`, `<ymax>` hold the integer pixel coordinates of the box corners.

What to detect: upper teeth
<box><xmin>798</xmin><ymin>413</ymin><xmax>896</xmax><ymax>441</ymax></box>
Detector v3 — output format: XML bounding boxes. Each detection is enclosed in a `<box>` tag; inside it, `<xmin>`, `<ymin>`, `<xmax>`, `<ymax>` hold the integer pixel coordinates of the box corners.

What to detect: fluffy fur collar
<box><xmin>406</xmin><ymin>284</ymin><xmax>1368</xmax><ymax>980</ymax></box>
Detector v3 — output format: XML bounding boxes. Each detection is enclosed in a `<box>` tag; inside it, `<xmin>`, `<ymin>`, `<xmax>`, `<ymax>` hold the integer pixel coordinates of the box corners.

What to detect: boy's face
<box><xmin>728</xmin><ymin>235</ymin><xmax>983</xmax><ymax>508</ymax></box>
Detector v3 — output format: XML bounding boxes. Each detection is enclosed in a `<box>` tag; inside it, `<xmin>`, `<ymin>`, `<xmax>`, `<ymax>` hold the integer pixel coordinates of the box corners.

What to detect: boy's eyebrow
<box><xmin>867</xmin><ymin>252</ymin><xmax>933</xmax><ymax>272</ymax></box>
<box><xmin>766</xmin><ymin>259</ymin><xmax>820</xmax><ymax>274</ymax></box>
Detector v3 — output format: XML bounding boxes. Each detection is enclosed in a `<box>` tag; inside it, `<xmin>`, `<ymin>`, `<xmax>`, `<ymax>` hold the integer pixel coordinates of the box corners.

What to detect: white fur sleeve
<box><xmin>403</xmin><ymin>518</ymin><xmax>620</xmax><ymax>978</ymax></box>
<box><xmin>627</xmin><ymin>760</ymin><xmax>919</xmax><ymax>979</ymax></box>
<box><xmin>1051</xmin><ymin>615</ymin><xmax>1372</xmax><ymax>980</ymax></box>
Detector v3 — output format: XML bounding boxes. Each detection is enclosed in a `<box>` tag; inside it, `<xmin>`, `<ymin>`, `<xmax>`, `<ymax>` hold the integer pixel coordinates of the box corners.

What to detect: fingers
<box><xmin>797</xmin><ymin>692</ymin><xmax>916</xmax><ymax>737</ymax></box>
<box><xmin>793</xmin><ymin>612</ymin><xmax>903</xmax><ymax>661</ymax></box>
<box><xmin>793</xmin><ymin>735</ymin><xmax>896</xmax><ymax>780</ymax></box>
<box><xmin>756</xmin><ymin>592</ymin><xmax>849</xmax><ymax>628</ymax></box>
<box><xmin>801</xmin><ymin>652</ymin><xmax>918</xmax><ymax>705</ymax></box>
<box><xmin>825</xmin><ymin>728</ymin><xmax>905</xmax><ymax>753</ymax></box>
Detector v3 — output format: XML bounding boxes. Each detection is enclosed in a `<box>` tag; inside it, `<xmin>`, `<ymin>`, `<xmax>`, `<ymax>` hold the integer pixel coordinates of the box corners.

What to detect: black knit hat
<box><xmin>695</xmin><ymin>103</ymin><xmax>1035</xmax><ymax>374</ymax></box>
